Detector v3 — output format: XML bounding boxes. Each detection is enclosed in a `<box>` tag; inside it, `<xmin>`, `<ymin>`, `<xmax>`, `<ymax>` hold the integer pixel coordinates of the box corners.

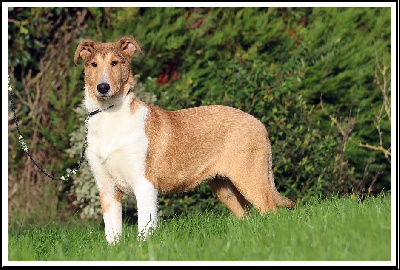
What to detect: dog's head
<box><xmin>74</xmin><ymin>37</ymin><xmax>142</xmax><ymax>107</ymax></box>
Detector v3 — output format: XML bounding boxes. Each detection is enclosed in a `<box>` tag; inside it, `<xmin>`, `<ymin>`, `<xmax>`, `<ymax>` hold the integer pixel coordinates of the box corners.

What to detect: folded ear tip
<box><xmin>74</xmin><ymin>39</ymin><xmax>96</xmax><ymax>64</ymax></box>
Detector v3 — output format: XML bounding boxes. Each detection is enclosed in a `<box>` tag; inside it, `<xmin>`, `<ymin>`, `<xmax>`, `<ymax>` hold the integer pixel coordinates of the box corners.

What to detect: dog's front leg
<box><xmin>134</xmin><ymin>179</ymin><xmax>158</xmax><ymax>240</ymax></box>
<box><xmin>99</xmin><ymin>188</ymin><xmax>123</xmax><ymax>245</ymax></box>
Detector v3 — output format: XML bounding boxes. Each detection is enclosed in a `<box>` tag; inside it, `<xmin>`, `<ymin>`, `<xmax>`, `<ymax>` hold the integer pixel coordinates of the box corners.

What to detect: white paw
<box><xmin>105</xmin><ymin>230</ymin><xmax>121</xmax><ymax>245</ymax></box>
<box><xmin>137</xmin><ymin>226</ymin><xmax>155</xmax><ymax>241</ymax></box>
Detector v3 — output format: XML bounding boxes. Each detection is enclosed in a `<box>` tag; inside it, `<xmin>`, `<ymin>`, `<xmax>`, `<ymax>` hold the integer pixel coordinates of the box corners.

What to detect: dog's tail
<box><xmin>266</xmin><ymin>136</ymin><xmax>295</xmax><ymax>209</ymax></box>
<box><xmin>271</xmin><ymin>186</ymin><xmax>295</xmax><ymax>209</ymax></box>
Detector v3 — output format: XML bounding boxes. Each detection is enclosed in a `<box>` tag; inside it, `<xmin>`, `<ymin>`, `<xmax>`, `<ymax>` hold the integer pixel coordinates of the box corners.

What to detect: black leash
<box><xmin>8</xmin><ymin>80</ymin><xmax>114</xmax><ymax>181</ymax></box>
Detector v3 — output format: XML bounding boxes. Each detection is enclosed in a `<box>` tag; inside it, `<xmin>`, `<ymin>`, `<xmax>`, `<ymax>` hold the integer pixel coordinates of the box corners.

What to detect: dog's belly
<box><xmin>148</xmin><ymin>158</ymin><xmax>217</xmax><ymax>193</ymax></box>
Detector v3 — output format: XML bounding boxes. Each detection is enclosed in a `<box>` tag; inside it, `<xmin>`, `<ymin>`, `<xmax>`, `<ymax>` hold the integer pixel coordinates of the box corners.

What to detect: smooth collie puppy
<box><xmin>74</xmin><ymin>36</ymin><xmax>294</xmax><ymax>244</ymax></box>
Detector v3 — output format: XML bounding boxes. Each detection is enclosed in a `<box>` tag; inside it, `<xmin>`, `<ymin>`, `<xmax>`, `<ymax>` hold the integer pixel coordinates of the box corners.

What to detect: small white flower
<box><xmin>8</xmin><ymin>76</ymin><xmax>13</xmax><ymax>92</ymax></box>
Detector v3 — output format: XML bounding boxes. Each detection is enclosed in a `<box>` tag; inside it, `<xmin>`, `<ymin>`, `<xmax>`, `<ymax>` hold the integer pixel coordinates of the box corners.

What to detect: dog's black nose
<box><xmin>97</xmin><ymin>83</ymin><xmax>110</xmax><ymax>95</ymax></box>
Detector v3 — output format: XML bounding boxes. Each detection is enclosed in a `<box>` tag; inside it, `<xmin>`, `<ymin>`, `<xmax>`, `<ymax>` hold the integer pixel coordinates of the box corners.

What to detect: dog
<box><xmin>74</xmin><ymin>36</ymin><xmax>294</xmax><ymax>245</ymax></box>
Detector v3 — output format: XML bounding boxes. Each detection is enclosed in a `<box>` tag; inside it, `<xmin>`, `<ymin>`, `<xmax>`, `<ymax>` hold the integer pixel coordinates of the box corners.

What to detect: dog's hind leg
<box><xmin>230</xmin><ymin>174</ymin><xmax>277</xmax><ymax>216</ymax></box>
<box><xmin>224</xmin><ymin>149</ymin><xmax>277</xmax><ymax>216</ymax></box>
<box><xmin>209</xmin><ymin>176</ymin><xmax>250</xmax><ymax>218</ymax></box>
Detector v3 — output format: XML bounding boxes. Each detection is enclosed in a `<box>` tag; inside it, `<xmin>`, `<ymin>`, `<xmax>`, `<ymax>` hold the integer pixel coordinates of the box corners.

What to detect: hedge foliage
<box><xmin>8</xmin><ymin>7</ymin><xmax>391</xmax><ymax>221</ymax></box>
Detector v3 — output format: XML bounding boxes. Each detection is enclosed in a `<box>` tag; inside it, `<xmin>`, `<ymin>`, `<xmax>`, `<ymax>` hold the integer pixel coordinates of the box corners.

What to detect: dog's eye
<box><xmin>91</xmin><ymin>62</ymin><xmax>97</xmax><ymax>67</ymax></box>
<box><xmin>111</xmin><ymin>61</ymin><xmax>118</xmax><ymax>66</ymax></box>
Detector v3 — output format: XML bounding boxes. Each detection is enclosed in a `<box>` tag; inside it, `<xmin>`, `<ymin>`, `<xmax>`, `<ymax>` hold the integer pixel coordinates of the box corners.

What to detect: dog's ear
<box><xmin>118</xmin><ymin>37</ymin><xmax>143</xmax><ymax>58</ymax></box>
<box><xmin>74</xmin><ymin>39</ymin><xmax>96</xmax><ymax>65</ymax></box>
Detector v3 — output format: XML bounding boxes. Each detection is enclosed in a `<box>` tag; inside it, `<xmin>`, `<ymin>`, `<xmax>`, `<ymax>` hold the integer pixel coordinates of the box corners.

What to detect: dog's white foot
<box><xmin>105</xmin><ymin>228</ymin><xmax>121</xmax><ymax>245</ymax></box>
<box><xmin>137</xmin><ymin>225</ymin><xmax>155</xmax><ymax>241</ymax></box>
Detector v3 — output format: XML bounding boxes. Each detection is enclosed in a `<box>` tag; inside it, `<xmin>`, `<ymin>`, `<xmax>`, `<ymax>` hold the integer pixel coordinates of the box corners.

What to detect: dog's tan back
<box><xmin>75</xmin><ymin>37</ymin><xmax>294</xmax><ymax>244</ymax></box>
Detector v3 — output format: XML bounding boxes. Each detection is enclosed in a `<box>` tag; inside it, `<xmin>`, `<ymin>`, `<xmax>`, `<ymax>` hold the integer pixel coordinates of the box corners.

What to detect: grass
<box><xmin>7</xmin><ymin>195</ymin><xmax>392</xmax><ymax>262</ymax></box>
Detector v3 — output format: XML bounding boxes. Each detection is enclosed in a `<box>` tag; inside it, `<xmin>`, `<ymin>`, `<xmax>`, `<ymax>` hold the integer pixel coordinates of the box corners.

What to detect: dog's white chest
<box><xmin>86</xmin><ymin>98</ymin><xmax>149</xmax><ymax>192</ymax></box>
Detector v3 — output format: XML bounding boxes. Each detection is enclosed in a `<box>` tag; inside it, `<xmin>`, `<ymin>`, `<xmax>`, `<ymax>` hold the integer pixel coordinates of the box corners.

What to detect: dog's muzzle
<box><xmin>97</xmin><ymin>83</ymin><xmax>110</xmax><ymax>96</ymax></box>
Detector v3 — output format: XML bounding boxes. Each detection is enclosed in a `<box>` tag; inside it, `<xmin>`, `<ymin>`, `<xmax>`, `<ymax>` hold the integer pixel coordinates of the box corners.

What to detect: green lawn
<box><xmin>7</xmin><ymin>195</ymin><xmax>392</xmax><ymax>262</ymax></box>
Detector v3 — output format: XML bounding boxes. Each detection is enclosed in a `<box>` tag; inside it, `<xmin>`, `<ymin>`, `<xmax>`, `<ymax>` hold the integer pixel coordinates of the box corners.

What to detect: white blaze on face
<box><xmin>101</xmin><ymin>65</ymin><xmax>108</xmax><ymax>84</ymax></box>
